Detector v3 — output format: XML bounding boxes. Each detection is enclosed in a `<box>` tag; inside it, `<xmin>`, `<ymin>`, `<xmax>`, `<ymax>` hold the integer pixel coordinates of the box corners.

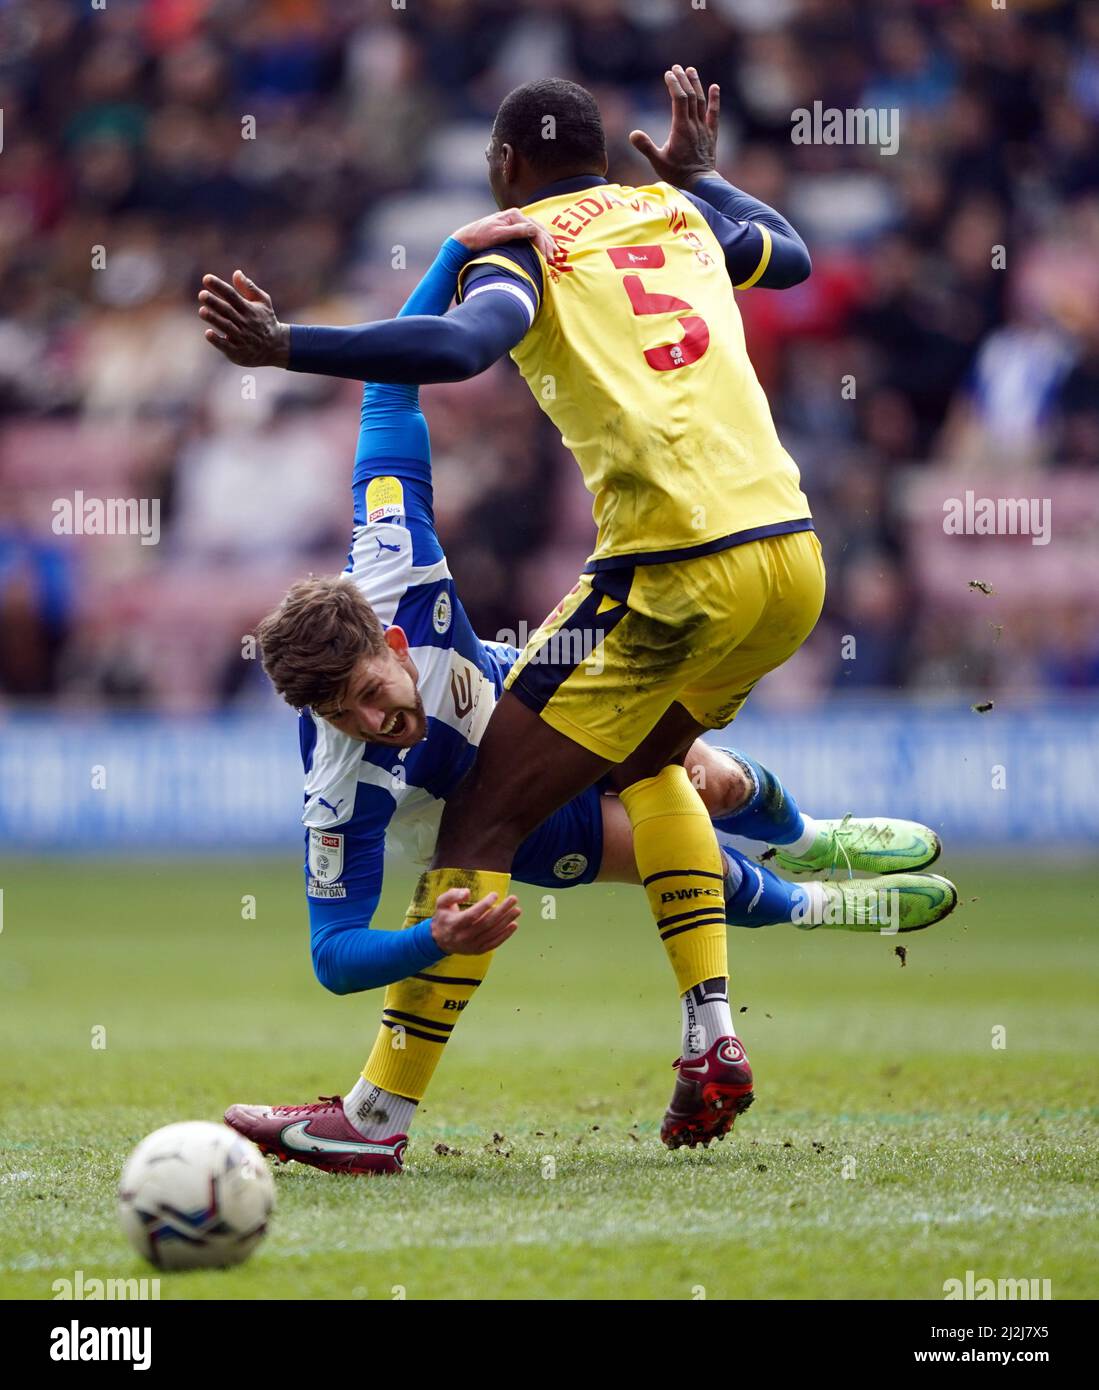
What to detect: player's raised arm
<box><xmin>631</xmin><ymin>64</ymin><xmax>811</xmax><ymax>290</ymax></box>
<box><xmin>353</xmin><ymin>233</ymin><xmax>477</xmax><ymax>480</ymax></box>
<box><xmin>197</xmin><ymin>210</ymin><xmax>553</xmax><ymax>382</ymax></box>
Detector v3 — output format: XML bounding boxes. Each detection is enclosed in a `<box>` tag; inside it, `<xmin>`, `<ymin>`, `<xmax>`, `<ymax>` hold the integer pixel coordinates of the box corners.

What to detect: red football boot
<box><xmin>224</xmin><ymin>1096</ymin><xmax>406</xmax><ymax>1174</ymax></box>
<box><xmin>660</xmin><ymin>1037</ymin><xmax>755</xmax><ymax>1149</ymax></box>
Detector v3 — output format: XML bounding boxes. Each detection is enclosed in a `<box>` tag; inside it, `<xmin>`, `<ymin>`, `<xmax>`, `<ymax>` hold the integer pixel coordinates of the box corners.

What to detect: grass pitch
<box><xmin>1</xmin><ymin>855</ymin><xmax>1097</xmax><ymax>1300</ymax></box>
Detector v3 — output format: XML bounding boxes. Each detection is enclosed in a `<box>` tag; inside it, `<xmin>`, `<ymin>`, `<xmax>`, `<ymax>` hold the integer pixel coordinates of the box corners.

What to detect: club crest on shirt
<box><xmin>553</xmin><ymin>853</ymin><xmax>588</xmax><ymax>881</ymax></box>
<box><xmin>308</xmin><ymin>828</ymin><xmax>344</xmax><ymax>883</ymax></box>
<box><xmin>432</xmin><ymin>590</ymin><xmax>452</xmax><ymax>634</ymax></box>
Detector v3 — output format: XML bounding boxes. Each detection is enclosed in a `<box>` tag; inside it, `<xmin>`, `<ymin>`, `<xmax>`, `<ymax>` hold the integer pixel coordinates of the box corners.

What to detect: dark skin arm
<box><xmin>198</xmin><ymin>208</ymin><xmax>555</xmax><ymax>371</ymax></box>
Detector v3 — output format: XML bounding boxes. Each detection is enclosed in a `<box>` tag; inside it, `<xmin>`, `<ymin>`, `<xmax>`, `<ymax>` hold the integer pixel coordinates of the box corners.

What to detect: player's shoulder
<box><xmin>463</xmin><ymin>236</ymin><xmax>543</xmax><ymax>289</ymax></box>
<box><xmin>612</xmin><ymin>178</ymin><xmax>678</xmax><ymax>200</ymax></box>
<box><xmin>457</xmin><ymin>238</ymin><xmax>544</xmax><ymax>321</ymax></box>
<box><xmin>593</xmin><ymin>178</ymin><xmax>692</xmax><ymax>212</ymax></box>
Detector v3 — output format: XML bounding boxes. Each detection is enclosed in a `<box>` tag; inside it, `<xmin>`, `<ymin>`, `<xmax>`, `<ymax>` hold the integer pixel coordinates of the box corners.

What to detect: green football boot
<box><xmin>773</xmin><ymin>813</ymin><xmax>941</xmax><ymax>880</ymax></box>
<box><xmin>795</xmin><ymin>873</ymin><xmax>957</xmax><ymax>933</ymax></box>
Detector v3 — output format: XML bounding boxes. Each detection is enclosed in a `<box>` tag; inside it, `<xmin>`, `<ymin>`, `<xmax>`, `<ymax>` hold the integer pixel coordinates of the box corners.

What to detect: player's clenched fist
<box><xmin>430</xmin><ymin>886</ymin><xmax>521</xmax><ymax>955</ymax></box>
<box><xmin>198</xmin><ymin>269</ymin><xmax>291</xmax><ymax>368</ymax></box>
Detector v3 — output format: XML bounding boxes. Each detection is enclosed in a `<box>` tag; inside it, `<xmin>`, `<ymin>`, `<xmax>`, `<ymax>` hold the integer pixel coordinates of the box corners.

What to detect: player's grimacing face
<box><xmin>314</xmin><ymin>632</ymin><xmax>426</xmax><ymax>748</ymax></box>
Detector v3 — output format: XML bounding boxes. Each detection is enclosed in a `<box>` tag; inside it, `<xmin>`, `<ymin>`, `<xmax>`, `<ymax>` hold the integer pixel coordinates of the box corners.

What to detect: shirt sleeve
<box><xmin>304</xmin><ymin>779</ymin><xmax>446</xmax><ymax>994</ymax></box>
<box><xmin>682</xmin><ymin>175</ymin><xmax>812</xmax><ymax>290</ymax></box>
<box><xmin>288</xmin><ymin>293</ymin><xmax>527</xmax><ymax>385</ymax></box>
<box><xmin>352</xmin><ymin>241</ymin><xmax>474</xmax><ymax>514</ymax></box>
<box><xmin>288</xmin><ymin>231</ymin><xmax>515</xmax><ymax>395</ymax></box>
<box><xmin>455</xmin><ymin>239</ymin><xmax>544</xmax><ymax>329</ymax></box>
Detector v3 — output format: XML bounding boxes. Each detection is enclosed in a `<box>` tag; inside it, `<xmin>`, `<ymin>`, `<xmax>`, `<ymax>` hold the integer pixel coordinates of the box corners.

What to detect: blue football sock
<box><xmin>722</xmin><ymin>841</ymin><xmax>808</xmax><ymax>927</ymax></box>
<box><xmin>712</xmin><ymin>749</ymin><xmax>805</xmax><ymax>846</ymax></box>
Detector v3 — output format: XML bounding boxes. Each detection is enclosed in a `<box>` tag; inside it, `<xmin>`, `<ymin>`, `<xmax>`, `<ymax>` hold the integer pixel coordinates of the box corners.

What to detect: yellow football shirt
<box><xmin>458</xmin><ymin>179</ymin><xmax>812</xmax><ymax>570</ymax></box>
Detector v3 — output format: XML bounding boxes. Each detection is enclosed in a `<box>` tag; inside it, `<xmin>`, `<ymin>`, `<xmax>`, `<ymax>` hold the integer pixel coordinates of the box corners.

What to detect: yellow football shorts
<box><xmin>505</xmin><ymin>529</ymin><xmax>826</xmax><ymax>762</ymax></box>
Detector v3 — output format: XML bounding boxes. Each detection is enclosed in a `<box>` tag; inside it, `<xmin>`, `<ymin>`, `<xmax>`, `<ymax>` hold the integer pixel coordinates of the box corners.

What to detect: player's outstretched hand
<box><xmin>630</xmin><ymin>64</ymin><xmax>719</xmax><ymax>190</ymax></box>
<box><xmin>452</xmin><ymin>208</ymin><xmax>558</xmax><ymax>263</ymax></box>
<box><xmin>430</xmin><ymin>886</ymin><xmax>521</xmax><ymax>955</ymax></box>
<box><xmin>198</xmin><ymin>270</ymin><xmax>291</xmax><ymax>368</ymax></box>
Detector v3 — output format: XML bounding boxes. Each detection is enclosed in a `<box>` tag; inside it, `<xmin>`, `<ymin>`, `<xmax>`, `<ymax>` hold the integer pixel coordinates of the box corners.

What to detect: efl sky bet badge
<box><xmin>308</xmin><ymin>828</ymin><xmax>344</xmax><ymax>883</ymax></box>
<box><xmin>366</xmin><ymin>475</ymin><xmax>405</xmax><ymax>524</ymax></box>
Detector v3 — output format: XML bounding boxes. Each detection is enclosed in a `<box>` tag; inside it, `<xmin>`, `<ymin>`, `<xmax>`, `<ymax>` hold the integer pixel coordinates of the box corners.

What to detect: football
<box><xmin>118</xmin><ymin>1121</ymin><xmax>275</xmax><ymax>1271</ymax></box>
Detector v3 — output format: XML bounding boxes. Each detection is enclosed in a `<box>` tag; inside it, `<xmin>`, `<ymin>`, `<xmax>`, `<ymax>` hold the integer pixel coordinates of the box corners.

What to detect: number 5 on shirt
<box><xmin>606</xmin><ymin>245</ymin><xmax>709</xmax><ymax>371</ymax></box>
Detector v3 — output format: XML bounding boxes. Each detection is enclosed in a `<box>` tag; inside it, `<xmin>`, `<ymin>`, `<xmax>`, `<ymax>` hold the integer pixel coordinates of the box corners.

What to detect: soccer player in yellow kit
<box><xmin>200</xmin><ymin>68</ymin><xmax>949</xmax><ymax>1155</ymax></box>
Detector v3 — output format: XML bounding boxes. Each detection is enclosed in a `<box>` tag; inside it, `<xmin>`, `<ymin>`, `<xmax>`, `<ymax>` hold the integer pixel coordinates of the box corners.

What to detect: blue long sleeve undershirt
<box><xmin>287</xmin><ymin>176</ymin><xmax>811</xmax><ymax>389</ymax></box>
<box><xmin>684</xmin><ymin>174</ymin><xmax>812</xmax><ymax>289</ymax></box>
<box><xmin>292</xmin><ymin>290</ymin><xmax>526</xmax><ymax>387</ymax></box>
<box><xmin>312</xmin><ymin>913</ymin><xmax>444</xmax><ymax>996</ymax></box>
<box><xmin>353</xmin><ymin>236</ymin><xmax>480</xmax><ymax>485</ymax></box>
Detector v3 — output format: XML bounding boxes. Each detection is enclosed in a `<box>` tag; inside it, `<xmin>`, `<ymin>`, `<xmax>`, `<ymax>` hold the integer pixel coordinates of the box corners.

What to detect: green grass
<box><xmin>1</xmin><ymin>855</ymin><xmax>1097</xmax><ymax>1300</ymax></box>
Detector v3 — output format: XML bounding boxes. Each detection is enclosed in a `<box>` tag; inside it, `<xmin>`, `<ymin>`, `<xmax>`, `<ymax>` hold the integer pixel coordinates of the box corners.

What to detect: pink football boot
<box><xmin>224</xmin><ymin>1096</ymin><xmax>406</xmax><ymax>1174</ymax></box>
<box><xmin>660</xmin><ymin>1037</ymin><xmax>755</xmax><ymax>1149</ymax></box>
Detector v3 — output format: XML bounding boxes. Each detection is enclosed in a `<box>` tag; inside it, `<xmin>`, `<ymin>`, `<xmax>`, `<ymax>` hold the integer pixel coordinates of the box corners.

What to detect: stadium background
<box><xmin>1</xmin><ymin>0</ymin><xmax>1098</xmax><ymax>850</ymax></box>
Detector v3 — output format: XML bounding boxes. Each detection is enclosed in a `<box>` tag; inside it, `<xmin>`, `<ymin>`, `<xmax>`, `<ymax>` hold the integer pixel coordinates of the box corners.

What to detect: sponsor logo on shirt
<box><xmin>307</xmin><ymin>878</ymin><xmax>348</xmax><ymax>899</ymax></box>
<box><xmin>366</xmin><ymin>475</ymin><xmax>405</xmax><ymax>524</ymax></box>
<box><xmin>308</xmin><ymin>828</ymin><xmax>344</xmax><ymax>883</ymax></box>
<box><xmin>450</xmin><ymin>667</ymin><xmax>474</xmax><ymax>719</ymax></box>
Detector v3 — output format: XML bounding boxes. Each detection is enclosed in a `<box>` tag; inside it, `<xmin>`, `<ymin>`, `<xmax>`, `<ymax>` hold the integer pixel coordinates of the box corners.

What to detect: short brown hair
<box><xmin>255</xmin><ymin>575</ymin><xmax>387</xmax><ymax>711</ymax></box>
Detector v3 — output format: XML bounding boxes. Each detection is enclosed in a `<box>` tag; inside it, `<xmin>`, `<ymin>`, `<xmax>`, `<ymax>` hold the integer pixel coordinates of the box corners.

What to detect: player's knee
<box><xmin>683</xmin><ymin>748</ymin><xmax>749</xmax><ymax>814</ymax></box>
<box><xmin>434</xmin><ymin>820</ymin><xmax>520</xmax><ymax>867</ymax></box>
<box><xmin>711</xmin><ymin>751</ymin><xmax>753</xmax><ymax>816</ymax></box>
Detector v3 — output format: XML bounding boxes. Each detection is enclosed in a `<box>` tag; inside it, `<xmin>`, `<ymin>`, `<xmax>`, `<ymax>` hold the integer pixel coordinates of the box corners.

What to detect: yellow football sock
<box><xmin>619</xmin><ymin>764</ymin><xmax>728</xmax><ymax>995</ymax></box>
<box><xmin>362</xmin><ymin>867</ymin><xmax>511</xmax><ymax>1101</ymax></box>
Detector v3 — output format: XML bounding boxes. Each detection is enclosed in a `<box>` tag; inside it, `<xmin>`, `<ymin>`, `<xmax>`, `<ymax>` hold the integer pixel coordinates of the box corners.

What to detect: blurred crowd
<box><xmin>2</xmin><ymin>0</ymin><xmax>1098</xmax><ymax>711</ymax></box>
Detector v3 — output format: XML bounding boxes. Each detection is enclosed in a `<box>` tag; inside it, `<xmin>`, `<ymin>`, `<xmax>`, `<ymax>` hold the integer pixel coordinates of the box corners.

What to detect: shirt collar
<box><xmin>525</xmin><ymin>174</ymin><xmax>609</xmax><ymax>205</ymax></box>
